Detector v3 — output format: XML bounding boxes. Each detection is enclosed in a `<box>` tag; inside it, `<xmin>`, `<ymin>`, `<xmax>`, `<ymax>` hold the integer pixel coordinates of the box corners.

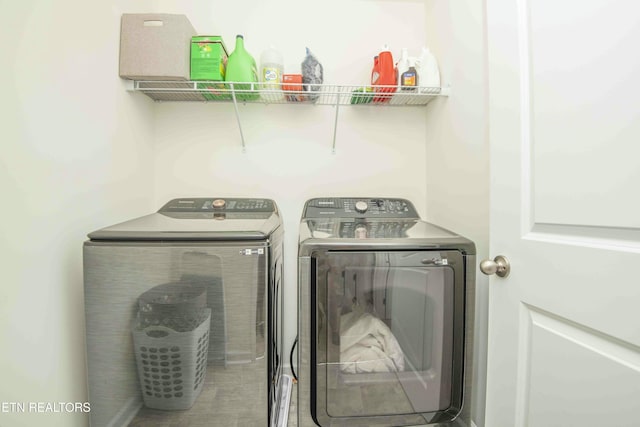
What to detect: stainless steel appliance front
<box><xmin>297</xmin><ymin>198</ymin><xmax>475</xmax><ymax>427</ymax></box>
<box><xmin>84</xmin><ymin>198</ymin><xmax>284</xmax><ymax>426</ymax></box>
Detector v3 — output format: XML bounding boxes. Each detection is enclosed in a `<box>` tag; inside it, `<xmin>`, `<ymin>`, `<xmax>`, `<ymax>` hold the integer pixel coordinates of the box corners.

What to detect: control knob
<box><xmin>212</xmin><ymin>199</ymin><xmax>226</xmax><ymax>209</ymax></box>
<box><xmin>354</xmin><ymin>201</ymin><xmax>368</xmax><ymax>214</ymax></box>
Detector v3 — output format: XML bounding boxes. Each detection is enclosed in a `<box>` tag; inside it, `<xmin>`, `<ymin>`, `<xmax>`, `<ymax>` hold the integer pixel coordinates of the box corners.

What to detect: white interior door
<box><xmin>485</xmin><ymin>1</ymin><xmax>640</xmax><ymax>426</ymax></box>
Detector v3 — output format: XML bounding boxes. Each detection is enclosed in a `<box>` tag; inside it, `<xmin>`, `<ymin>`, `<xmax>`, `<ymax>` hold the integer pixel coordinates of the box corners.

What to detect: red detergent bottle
<box><xmin>372</xmin><ymin>44</ymin><xmax>396</xmax><ymax>103</ymax></box>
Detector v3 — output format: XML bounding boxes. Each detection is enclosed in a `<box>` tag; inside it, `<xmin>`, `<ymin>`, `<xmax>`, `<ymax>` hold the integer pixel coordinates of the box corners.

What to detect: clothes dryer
<box><xmin>298</xmin><ymin>197</ymin><xmax>475</xmax><ymax>427</ymax></box>
<box><xmin>84</xmin><ymin>198</ymin><xmax>286</xmax><ymax>426</ymax></box>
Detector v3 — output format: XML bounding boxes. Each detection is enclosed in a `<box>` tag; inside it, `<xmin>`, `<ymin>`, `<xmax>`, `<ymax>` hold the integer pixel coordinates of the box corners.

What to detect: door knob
<box><xmin>480</xmin><ymin>255</ymin><xmax>510</xmax><ymax>278</ymax></box>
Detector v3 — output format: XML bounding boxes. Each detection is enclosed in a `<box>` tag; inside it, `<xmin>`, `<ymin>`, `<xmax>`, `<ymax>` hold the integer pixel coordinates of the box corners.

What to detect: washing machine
<box><xmin>297</xmin><ymin>197</ymin><xmax>476</xmax><ymax>427</ymax></box>
<box><xmin>83</xmin><ymin>197</ymin><xmax>286</xmax><ymax>426</ymax></box>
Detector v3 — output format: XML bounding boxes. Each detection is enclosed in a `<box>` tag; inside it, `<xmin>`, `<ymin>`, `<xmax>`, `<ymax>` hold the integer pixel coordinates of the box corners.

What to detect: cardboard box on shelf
<box><xmin>190</xmin><ymin>36</ymin><xmax>228</xmax><ymax>81</ymax></box>
<box><xmin>191</xmin><ymin>36</ymin><xmax>230</xmax><ymax>100</ymax></box>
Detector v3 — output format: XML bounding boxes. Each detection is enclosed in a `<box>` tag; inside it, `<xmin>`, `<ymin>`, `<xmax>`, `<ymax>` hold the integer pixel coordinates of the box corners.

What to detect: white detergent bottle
<box><xmin>390</xmin><ymin>47</ymin><xmax>410</xmax><ymax>104</ymax></box>
<box><xmin>418</xmin><ymin>46</ymin><xmax>440</xmax><ymax>93</ymax></box>
<box><xmin>396</xmin><ymin>48</ymin><xmax>410</xmax><ymax>88</ymax></box>
<box><xmin>260</xmin><ymin>45</ymin><xmax>284</xmax><ymax>101</ymax></box>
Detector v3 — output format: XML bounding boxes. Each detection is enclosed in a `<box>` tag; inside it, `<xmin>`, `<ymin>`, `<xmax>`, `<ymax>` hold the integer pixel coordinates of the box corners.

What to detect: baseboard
<box><xmin>106</xmin><ymin>396</ymin><xmax>142</xmax><ymax>427</ymax></box>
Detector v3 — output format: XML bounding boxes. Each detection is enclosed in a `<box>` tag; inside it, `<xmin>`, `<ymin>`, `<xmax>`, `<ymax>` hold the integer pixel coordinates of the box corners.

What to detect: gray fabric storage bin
<box><xmin>119</xmin><ymin>14</ymin><xmax>196</xmax><ymax>80</ymax></box>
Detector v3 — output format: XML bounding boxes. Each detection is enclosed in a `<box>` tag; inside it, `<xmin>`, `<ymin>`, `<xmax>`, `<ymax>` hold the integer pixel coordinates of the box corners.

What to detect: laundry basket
<box><xmin>137</xmin><ymin>281</ymin><xmax>207</xmax><ymax>332</ymax></box>
<box><xmin>132</xmin><ymin>308</ymin><xmax>211</xmax><ymax>410</ymax></box>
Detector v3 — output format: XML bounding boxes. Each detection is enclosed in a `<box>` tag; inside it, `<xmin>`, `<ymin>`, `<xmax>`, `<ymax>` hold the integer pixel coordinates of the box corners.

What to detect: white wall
<box><xmin>425</xmin><ymin>1</ymin><xmax>489</xmax><ymax>426</ymax></box>
<box><xmin>0</xmin><ymin>1</ymin><xmax>155</xmax><ymax>426</ymax></box>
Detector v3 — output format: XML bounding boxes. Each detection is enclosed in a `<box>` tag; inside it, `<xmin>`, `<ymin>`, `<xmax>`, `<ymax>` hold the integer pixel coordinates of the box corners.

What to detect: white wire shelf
<box><xmin>127</xmin><ymin>80</ymin><xmax>449</xmax><ymax>152</ymax></box>
<box><xmin>131</xmin><ymin>81</ymin><xmax>448</xmax><ymax>106</ymax></box>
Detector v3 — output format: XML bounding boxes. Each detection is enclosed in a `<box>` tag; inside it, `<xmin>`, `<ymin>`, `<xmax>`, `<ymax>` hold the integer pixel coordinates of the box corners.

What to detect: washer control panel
<box><xmin>304</xmin><ymin>198</ymin><xmax>419</xmax><ymax>219</ymax></box>
<box><xmin>160</xmin><ymin>198</ymin><xmax>275</xmax><ymax>213</ymax></box>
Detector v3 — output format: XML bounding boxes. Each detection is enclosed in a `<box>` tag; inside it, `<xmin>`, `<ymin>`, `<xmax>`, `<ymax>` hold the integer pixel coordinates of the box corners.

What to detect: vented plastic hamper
<box><xmin>132</xmin><ymin>309</ymin><xmax>211</xmax><ymax>410</ymax></box>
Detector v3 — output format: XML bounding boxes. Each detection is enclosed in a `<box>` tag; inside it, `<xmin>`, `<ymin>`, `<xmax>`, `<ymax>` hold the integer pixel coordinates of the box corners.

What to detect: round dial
<box><xmin>212</xmin><ymin>199</ymin><xmax>226</xmax><ymax>209</ymax></box>
<box><xmin>354</xmin><ymin>200</ymin><xmax>368</xmax><ymax>213</ymax></box>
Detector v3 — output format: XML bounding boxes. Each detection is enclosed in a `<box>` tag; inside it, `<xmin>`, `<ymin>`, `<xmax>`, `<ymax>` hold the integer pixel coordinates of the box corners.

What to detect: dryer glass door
<box><xmin>312</xmin><ymin>250</ymin><xmax>465</xmax><ymax>425</ymax></box>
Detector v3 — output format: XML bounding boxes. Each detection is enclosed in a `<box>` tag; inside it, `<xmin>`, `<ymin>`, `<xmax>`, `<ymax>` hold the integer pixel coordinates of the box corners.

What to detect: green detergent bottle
<box><xmin>225</xmin><ymin>34</ymin><xmax>259</xmax><ymax>101</ymax></box>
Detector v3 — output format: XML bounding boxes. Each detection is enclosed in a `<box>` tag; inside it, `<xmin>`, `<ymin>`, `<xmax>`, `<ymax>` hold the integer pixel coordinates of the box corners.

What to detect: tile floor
<box><xmin>129</xmin><ymin>362</ymin><xmax>269</xmax><ymax>427</ymax></box>
<box><xmin>127</xmin><ymin>370</ymin><xmax>448</xmax><ymax>427</ymax></box>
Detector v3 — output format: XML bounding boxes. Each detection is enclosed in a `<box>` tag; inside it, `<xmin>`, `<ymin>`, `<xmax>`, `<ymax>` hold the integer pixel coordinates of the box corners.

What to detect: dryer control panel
<box><xmin>303</xmin><ymin>198</ymin><xmax>419</xmax><ymax>219</ymax></box>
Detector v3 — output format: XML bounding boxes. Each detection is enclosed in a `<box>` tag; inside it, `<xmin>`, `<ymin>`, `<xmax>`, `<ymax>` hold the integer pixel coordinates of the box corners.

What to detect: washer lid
<box><xmin>88</xmin><ymin>198</ymin><xmax>281</xmax><ymax>241</ymax></box>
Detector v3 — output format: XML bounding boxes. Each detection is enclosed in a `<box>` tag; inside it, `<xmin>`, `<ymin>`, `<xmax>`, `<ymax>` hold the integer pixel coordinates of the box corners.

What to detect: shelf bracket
<box><xmin>331</xmin><ymin>94</ymin><xmax>340</xmax><ymax>154</ymax></box>
<box><xmin>229</xmin><ymin>83</ymin><xmax>247</xmax><ymax>153</ymax></box>
<box><xmin>124</xmin><ymin>80</ymin><xmax>135</xmax><ymax>92</ymax></box>
<box><xmin>129</xmin><ymin>81</ymin><xmax>451</xmax><ymax>155</ymax></box>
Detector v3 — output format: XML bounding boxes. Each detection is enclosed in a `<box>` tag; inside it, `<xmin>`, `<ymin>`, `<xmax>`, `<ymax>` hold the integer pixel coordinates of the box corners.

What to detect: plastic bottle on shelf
<box><xmin>372</xmin><ymin>44</ymin><xmax>396</xmax><ymax>103</ymax></box>
<box><xmin>401</xmin><ymin>61</ymin><xmax>418</xmax><ymax>89</ymax></box>
<box><xmin>371</xmin><ymin>55</ymin><xmax>379</xmax><ymax>86</ymax></box>
<box><xmin>417</xmin><ymin>46</ymin><xmax>440</xmax><ymax>93</ymax></box>
<box><xmin>396</xmin><ymin>48</ymin><xmax>410</xmax><ymax>88</ymax></box>
<box><xmin>225</xmin><ymin>34</ymin><xmax>259</xmax><ymax>101</ymax></box>
<box><xmin>260</xmin><ymin>45</ymin><xmax>284</xmax><ymax>102</ymax></box>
